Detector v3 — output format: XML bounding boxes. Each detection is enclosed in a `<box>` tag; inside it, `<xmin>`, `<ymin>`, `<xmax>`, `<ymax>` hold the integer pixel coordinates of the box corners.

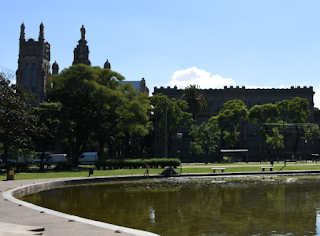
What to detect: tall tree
<box><xmin>30</xmin><ymin>102</ymin><xmax>64</xmax><ymax>159</ymax></box>
<box><xmin>181</xmin><ymin>85</ymin><xmax>207</xmax><ymax>122</ymax></box>
<box><xmin>189</xmin><ymin>121</ymin><xmax>221</xmax><ymax>163</ymax></box>
<box><xmin>150</xmin><ymin>93</ymin><xmax>193</xmax><ymax>156</ymax></box>
<box><xmin>302</xmin><ymin>123</ymin><xmax>320</xmax><ymax>155</ymax></box>
<box><xmin>287</xmin><ymin>97</ymin><xmax>311</xmax><ymax>155</ymax></box>
<box><xmin>248</xmin><ymin>103</ymin><xmax>281</xmax><ymax>158</ymax></box>
<box><xmin>48</xmin><ymin>64</ymin><xmax>150</xmax><ymax>164</ymax></box>
<box><xmin>210</xmin><ymin>99</ymin><xmax>248</xmax><ymax>160</ymax></box>
<box><xmin>0</xmin><ymin>73</ymin><xmax>36</xmax><ymax>163</ymax></box>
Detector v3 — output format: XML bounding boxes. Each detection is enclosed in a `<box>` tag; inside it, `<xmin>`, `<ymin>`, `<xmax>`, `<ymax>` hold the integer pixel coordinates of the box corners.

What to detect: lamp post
<box><xmin>177</xmin><ymin>132</ymin><xmax>183</xmax><ymax>173</ymax></box>
<box><xmin>282</xmin><ymin>100</ymin><xmax>286</xmax><ymax>159</ymax></box>
<box><xmin>204</xmin><ymin>140</ymin><xmax>208</xmax><ymax>164</ymax></box>
<box><xmin>255</xmin><ymin>105</ymin><xmax>261</xmax><ymax>157</ymax></box>
<box><xmin>305</xmin><ymin>139</ymin><xmax>308</xmax><ymax>162</ymax></box>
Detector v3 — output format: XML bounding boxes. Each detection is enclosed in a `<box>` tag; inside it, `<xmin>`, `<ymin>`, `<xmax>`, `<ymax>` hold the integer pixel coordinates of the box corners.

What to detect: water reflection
<box><xmin>20</xmin><ymin>177</ymin><xmax>320</xmax><ymax>236</ymax></box>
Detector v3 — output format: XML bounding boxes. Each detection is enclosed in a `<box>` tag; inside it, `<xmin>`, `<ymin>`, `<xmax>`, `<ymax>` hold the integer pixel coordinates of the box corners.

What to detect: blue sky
<box><xmin>1</xmin><ymin>0</ymin><xmax>320</xmax><ymax>107</ymax></box>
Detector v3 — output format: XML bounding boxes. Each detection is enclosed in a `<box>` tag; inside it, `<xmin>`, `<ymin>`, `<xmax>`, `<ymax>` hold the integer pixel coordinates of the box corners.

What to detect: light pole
<box><xmin>204</xmin><ymin>140</ymin><xmax>208</xmax><ymax>164</ymax></box>
<box><xmin>305</xmin><ymin>139</ymin><xmax>308</xmax><ymax>162</ymax></box>
<box><xmin>177</xmin><ymin>132</ymin><xmax>183</xmax><ymax>173</ymax></box>
<box><xmin>282</xmin><ymin>100</ymin><xmax>286</xmax><ymax>159</ymax></box>
<box><xmin>255</xmin><ymin>105</ymin><xmax>261</xmax><ymax>157</ymax></box>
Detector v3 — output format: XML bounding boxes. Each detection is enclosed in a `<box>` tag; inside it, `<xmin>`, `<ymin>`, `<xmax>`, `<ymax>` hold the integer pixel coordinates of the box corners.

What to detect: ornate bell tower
<box><xmin>16</xmin><ymin>23</ymin><xmax>51</xmax><ymax>106</ymax></box>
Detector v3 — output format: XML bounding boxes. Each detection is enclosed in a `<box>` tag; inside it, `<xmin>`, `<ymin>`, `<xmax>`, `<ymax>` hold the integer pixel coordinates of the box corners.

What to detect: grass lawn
<box><xmin>1</xmin><ymin>162</ymin><xmax>320</xmax><ymax>181</ymax></box>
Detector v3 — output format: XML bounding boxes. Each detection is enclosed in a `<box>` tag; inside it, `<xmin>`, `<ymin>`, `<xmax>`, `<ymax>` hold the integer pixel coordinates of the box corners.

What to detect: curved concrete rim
<box><xmin>2</xmin><ymin>176</ymin><xmax>161</xmax><ymax>236</ymax></box>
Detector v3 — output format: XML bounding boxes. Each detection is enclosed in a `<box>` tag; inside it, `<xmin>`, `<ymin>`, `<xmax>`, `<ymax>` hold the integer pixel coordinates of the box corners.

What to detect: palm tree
<box><xmin>181</xmin><ymin>85</ymin><xmax>207</xmax><ymax>123</ymax></box>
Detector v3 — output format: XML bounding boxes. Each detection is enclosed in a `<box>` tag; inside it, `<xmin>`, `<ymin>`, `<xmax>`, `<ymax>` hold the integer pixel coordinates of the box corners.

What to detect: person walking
<box><xmin>144</xmin><ymin>162</ymin><xmax>149</xmax><ymax>176</ymax></box>
<box><xmin>47</xmin><ymin>157</ymin><xmax>52</xmax><ymax>169</ymax></box>
<box><xmin>40</xmin><ymin>158</ymin><xmax>44</xmax><ymax>170</ymax></box>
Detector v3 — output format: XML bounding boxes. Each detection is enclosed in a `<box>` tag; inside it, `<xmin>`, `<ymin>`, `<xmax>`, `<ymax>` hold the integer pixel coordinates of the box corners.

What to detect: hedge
<box><xmin>0</xmin><ymin>163</ymin><xmax>28</xmax><ymax>172</ymax></box>
<box><xmin>94</xmin><ymin>158</ymin><xmax>181</xmax><ymax>170</ymax></box>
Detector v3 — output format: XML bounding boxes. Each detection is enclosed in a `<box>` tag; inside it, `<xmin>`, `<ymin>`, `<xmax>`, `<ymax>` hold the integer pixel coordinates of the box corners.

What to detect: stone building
<box><xmin>153</xmin><ymin>85</ymin><xmax>316</xmax><ymax>162</ymax></box>
<box><xmin>16</xmin><ymin>24</ymin><xmax>149</xmax><ymax>106</ymax></box>
<box><xmin>16</xmin><ymin>23</ymin><xmax>51</xmax><ymax>106</ymax></box>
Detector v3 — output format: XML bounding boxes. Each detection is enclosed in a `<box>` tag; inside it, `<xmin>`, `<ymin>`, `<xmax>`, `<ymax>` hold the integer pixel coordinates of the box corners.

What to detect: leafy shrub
<box><xmin>93</xmin><ymin>158</ymin><xmax>181</xmax><ymax>170</ymax></box>
<box><xmin>54</xmin><ymin>162</ymin><xmax>74</xmax><ymax>170</ymax></box>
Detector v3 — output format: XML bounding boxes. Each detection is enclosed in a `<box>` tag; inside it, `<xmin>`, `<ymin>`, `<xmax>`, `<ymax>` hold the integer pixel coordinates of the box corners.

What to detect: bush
<box><xmin>93</xmin><ymin>158</ymin><xmax>181</xmax><ymax>170</ymax></box>
<box><xmin>54</xmin><ymin>162</ymin><xmax>74</xmax><ymax>170</ymax></box>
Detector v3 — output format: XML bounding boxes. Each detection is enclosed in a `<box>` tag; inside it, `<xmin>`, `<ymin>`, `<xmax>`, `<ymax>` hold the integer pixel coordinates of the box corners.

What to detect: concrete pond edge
<box><xmin>2</xmin><ymin>176</ymin><xmax>162</xmax><ymax>236</ymax></box>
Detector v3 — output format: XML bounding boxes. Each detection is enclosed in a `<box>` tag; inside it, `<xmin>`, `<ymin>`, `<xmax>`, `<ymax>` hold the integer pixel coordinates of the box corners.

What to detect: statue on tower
<box><xmin>81</xmin><ymin>25</ymin><xmax>86</xmax><ymax>40</ymax></box>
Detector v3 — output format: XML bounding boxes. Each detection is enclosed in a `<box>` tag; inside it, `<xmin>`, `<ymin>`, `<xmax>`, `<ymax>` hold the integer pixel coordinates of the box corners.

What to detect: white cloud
<box><xmin>167</xmin><ymin>67</ymin><xmax>236</xmax><ymax>89</ymax></box>
<box><xmin>314</xmin><ymin>86</ymin><xmax>320</xmax><ymax>108</ymax></box>
<box><xmin>279</xmin><ymin>85</ymin><xmax>285</xmax><ymax>89</ymax></box>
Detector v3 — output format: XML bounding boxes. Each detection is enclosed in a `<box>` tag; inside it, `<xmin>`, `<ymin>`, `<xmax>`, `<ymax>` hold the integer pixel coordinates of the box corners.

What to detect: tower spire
<box><xmin>20</xmin><ymin>23</ymin><xmax>25</xmax><ymax>41</ymax></box>
<box><xmin>39</xmin><ymin>22</ymin><xmax>44</xmax><ymax>41</ymax></box>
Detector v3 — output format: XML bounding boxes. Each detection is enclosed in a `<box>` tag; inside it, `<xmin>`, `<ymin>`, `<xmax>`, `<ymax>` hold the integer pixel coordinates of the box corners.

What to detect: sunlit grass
<box><xmin>1</xmin><ymin>162</ymin><xmax>320</xmax><ymax>181</ymax></box>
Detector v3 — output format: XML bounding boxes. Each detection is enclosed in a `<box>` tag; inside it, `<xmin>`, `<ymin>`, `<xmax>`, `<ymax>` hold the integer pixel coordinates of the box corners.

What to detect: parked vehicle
<box><xmin>7</xmin><ymin>156</ymin><xmax>33</xmax><ymax>164</ymax></box>
<box><xmin>47</xmin><ymin>154</ymin><xmax>67</xmax><ymax>164</ymax></box>
<box><xmin>33</xmin><ymin>153</ymin><xmax>66</xmax><ymax>165</ymax></box>
<box><xmin>32</xmin><ymin>152</ymin><xmax>51</xmax><ymax>165</ymax></box>
<box><xmin>78</xmin><ymin>152</ymin><xmax>98</xmax><ymax>165</ymax></box>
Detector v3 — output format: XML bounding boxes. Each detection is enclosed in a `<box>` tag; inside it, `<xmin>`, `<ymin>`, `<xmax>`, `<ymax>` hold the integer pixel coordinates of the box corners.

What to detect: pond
<box><xmin>20</xmin><ymin>177</ymin><xmax>320</xmax><ymax>236</ymax></box>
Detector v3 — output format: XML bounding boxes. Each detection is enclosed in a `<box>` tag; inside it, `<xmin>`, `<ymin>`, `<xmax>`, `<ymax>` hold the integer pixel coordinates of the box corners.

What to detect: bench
<box><xmin>261</xmin><ymin>166</ymin><xmax>274</xmax><ymax>171</ymax></box>
<box><xmin>284</xmin><ymin>159</ymin><xmax>297</xmax><ymax>165</ymax></box>
<box><xmin>212</xmin><ymin>168</ymin><xmax>226</xmax><ymax>173</ymax></box>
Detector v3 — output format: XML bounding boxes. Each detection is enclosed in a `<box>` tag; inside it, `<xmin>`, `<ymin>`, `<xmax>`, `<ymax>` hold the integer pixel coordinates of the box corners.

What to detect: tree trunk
<box><xmin>293</xmin><ymin>125</ymin><xmax>300</xmax><ymax>156</ymax></box>
<box><xmin>98</xmin><ymin>139</ymin><xmax>105</xmax><ymax>160</ymax></box>
<box><xmin>3</xmin><ymin>141</ymin><xmax>9</xmax><ymax>163</ymax></box>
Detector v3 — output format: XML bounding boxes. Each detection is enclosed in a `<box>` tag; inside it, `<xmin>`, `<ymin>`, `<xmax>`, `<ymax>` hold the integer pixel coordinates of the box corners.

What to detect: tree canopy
<box><xmin>0</xmin><ymin>73</ymin><xmax>36</xmax><ymax>162</ymax></box>
<box><xmin>47</xmin><ymin>64</ymin><xmax>150</xmax><ymax>164</ymax></box>
<box><xmin>189</xmin><ymin>121</ymin><xmax>221</xmax><ymax>163</ymax></box>
<box><xmin>150</xmin><ymin>93</ymin><xmax>193</xmax><ymax>156</ymax></box>
<box><xmin>210</xmin><ymin>99</ymin><xmax>248</xmax><ymax>160</ymax></box>
<box><xmin>181</xmin><ymin>85</ymin><xmax>207</xmax><ymax>122</ymax></box>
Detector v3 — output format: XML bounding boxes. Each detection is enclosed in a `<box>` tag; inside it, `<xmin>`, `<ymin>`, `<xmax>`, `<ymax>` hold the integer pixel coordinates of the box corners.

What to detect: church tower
<box><xmin>16</xmin><ymin>23</ymin><xmax>51</xmax><ymax>106</ymax></box>
<box><xmin>73</xmin><ymin>25</ymin><xmax>91</xmax><ymax>66</ymax></box>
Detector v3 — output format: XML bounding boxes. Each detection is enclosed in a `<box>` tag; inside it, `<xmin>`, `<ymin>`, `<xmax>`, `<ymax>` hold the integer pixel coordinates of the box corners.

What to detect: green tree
<box><xmin>265</xmin><ymin>127</ymin><xmax>284</xmax><ymax>158</ymax></box>
<box><xmin>302</xmin><ymin>123</ymin><xmax>320</xmax><ymax>155</ymax></box>
<box><xmin>150</xmin><ymin>93</ymin><xmax>193</xmax><ymax>156</ymax></box>
<box><xmin>287</xmin><ymin>97</ymin><xmax>311</xmax><ymax>155</ymax></box>
<box><xmin>48</xmin><ymin>64</ymin><xmax>150</xmax><ymax>164</ymax></box>
<box><xmin>210</xmin><ymin>99</ymin><xmax>248</xmax><ymax>160</ymax></box>
<box><xmin>0</xmin><ymin>73</ymin><xmax>36</xmax><ymax>163</ymax></box>
<box><xmin>249</xmin><ymin>103</ymin><xmax>281</xmax><ymax>158</ymax></box>
<box><xmin>30</xmin><ymin>102</ymin><xmax>64</xmax><ymax>159</ymax></box>
<box><xmin>188</xmin><ymin>121</ymin><xmax>221</xmax><ymax>163</ymax></box>
<box><xmin>181</xmin><ymin>85</ymin><xmax>207</xmax><ymax>122</ymax></box>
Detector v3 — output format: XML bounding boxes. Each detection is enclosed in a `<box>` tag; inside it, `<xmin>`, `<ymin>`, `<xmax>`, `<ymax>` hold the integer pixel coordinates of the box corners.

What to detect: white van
<box><xmin>78</xmin><ymin>152</ymin><xmax>98</xmax><ymax>165</ymax></box>
<box><xmin>46</xmin><ymin>154</ymin><xmax>67</xmax><ymax>164</ymax></box>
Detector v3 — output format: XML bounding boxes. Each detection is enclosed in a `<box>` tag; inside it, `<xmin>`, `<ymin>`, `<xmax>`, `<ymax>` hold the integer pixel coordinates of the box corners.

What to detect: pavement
<box><xmin>1</xmin><ymin>169</ymin><xmax>320</xmax><ymax>236</ymax></box>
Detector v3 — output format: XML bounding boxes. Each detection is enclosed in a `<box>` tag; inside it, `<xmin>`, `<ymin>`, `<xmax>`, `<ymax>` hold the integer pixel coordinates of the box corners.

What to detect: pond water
<box><xmin>20</xmin><ymin>177</ymin><xmax>320</xmax><ymax>236</ymax></box>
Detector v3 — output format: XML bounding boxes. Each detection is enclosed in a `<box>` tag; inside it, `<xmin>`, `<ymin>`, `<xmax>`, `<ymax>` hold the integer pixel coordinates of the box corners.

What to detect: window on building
<box><xmin>249</xmin><ymin>140</ymin><xmax>254</xmax><ymax>149</ymax></box>
<box><xmin>248</xmin><ymin>101</ymin><xmax>251</xmax><ymax>109</ymax></box>
<box><xmin>32</xmin><ymin>64</ymin><xmax>36</xmax><ymax>87</ymax></box>
<box><xmin>25</xmin><ymin>64</ymin><xmax>29</xmax><ymax>86</ymax></box>
<box><xmin>249</xmin><ymin>123</ymin><xmax>254</xmax><ymax>132</ymax></box>
<box><xmin>215</xmin><ymin>101</ymin><xmax>218</xmax><ymax>111</ymax></box>
<box><xmin>219</xmin><ymin>101</ymin><xmax>222</xmax><ymax>110</ymax></box>
<box><xmin>252</xmin><ymin>101</ymin><xmax>255</xmax><ymax>107</ymax></box>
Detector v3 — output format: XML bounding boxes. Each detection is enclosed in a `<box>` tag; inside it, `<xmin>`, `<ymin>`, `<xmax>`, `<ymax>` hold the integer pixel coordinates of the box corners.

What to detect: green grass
<box><xmin>1</xmin><ymin>162</ymin><xmax>320</xmax><ymax>181</ymax></box>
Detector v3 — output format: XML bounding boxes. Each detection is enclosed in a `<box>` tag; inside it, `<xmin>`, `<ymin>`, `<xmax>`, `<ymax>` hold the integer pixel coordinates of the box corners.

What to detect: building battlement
<box><xmin>154</xmin><ymin>85</ymin><xmax>313</xmax><ymax>93</ymax></box>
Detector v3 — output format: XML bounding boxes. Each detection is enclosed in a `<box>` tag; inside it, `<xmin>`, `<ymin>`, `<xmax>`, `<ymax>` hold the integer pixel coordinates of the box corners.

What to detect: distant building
<box><xmin>153</xmin><ymin>85</ymin><xmax>316</xmax><ymax>162</ymax></box>
<box><xmin>16</xmin><ymin>24</ymin><xmax>149</xmax><ymax>106</ymax></box>
<box><xmin>16</xmin><ymin>23</ymin><xmax>51</xmax><ymax>106</ymax></box>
